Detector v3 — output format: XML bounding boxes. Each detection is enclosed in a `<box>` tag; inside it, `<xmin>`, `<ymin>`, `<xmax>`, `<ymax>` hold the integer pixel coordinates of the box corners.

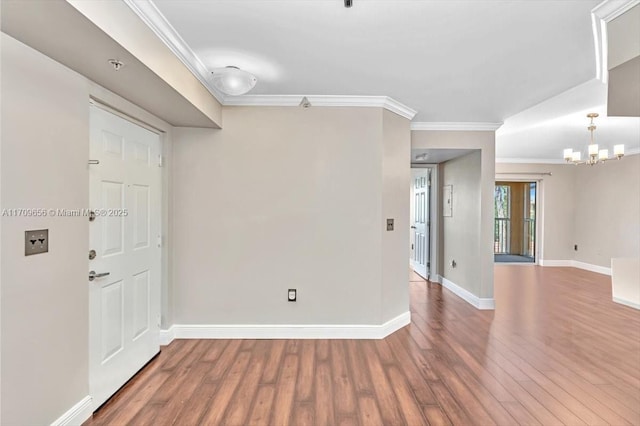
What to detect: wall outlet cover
<box><xmin>25</xmin><ymin>229</ymin><xmax>49</xmax><ymax>256</ymax></box>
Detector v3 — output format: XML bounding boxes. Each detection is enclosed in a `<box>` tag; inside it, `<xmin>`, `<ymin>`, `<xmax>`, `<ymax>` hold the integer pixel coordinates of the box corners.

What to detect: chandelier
<box><xmin>564</xmin><ymin>113</ymin><xmax>624</xmax><ymax>165</ymax></box>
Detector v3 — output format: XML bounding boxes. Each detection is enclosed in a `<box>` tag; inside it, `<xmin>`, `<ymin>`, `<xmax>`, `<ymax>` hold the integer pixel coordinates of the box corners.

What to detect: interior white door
<box><xmin>89</xmin><ymin>105</ymin><xmax>161</xmax><ymax>409</ymax></box>
<box><xmin>411</xmin><ymin>169</ymin><xmax>430</xmax><ymax>279</ymax></box>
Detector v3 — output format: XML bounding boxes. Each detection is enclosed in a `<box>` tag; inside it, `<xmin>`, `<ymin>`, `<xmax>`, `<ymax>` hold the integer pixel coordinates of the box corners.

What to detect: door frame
<box><xmin>493</xmin><ymin>175</ymin><xmax>544</xmax><ymax>265</ymax></box>
<box><xmin>411</xmin><ymin>164</ymin><xmax>439</xmax><ymax>282</ymax></box>
<box><xmin>88</xmin><ymin>98</ymin><xmax>167</xmax><ymax>409</ymax></box>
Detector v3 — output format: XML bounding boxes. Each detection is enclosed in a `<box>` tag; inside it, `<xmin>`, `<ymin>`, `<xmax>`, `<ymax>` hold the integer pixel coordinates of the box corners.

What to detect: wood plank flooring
<box><xmin>84</xmin><ymin>266</ymin><xmax>640</xmax><ymax>425</ymax></box>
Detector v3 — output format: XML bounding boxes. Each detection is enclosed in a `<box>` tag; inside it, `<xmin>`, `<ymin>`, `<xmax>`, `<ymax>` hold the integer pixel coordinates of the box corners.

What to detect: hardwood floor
<box><xmin>84</xmin><ymin>266</ymin><xmax>640</xmax><ymax>425</ymax></box>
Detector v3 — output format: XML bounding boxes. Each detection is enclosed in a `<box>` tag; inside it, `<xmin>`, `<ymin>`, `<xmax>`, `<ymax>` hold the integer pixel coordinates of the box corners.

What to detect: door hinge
<box><xmin>157</xmin><ymin>235</ymin><xmax>163</xmax><ymax>248</ymax></box>
<box><xmin>157</xmin><ymin>155</ymin><xmax>164</xmax><ymax>167</ymax></box>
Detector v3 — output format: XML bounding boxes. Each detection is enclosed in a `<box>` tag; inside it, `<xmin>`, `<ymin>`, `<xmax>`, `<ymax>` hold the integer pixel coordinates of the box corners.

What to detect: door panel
<box><xmin>89</xmin><ymin>105</ymin><xmax>161</xmax><ymax>410</ymax></box>
<box><xmin>410</xmin><ymin>169</ymin><xmax>430</xmax><ymax>279</ymax></box>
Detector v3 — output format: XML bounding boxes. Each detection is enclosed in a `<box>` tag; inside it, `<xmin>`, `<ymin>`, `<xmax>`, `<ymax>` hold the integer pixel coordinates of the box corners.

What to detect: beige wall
<box><xmin>1</xmin><ymin>32</ymin><xmax>89</xmax><ymax>425</ymax></box>
<box><xmin>66</xmin><ymin>0</ymin><xmax>223</xmax><ymax>127</ymax></box>
<box><xmin>495</xmin><ymin>163</ymin><xmax>577</xmax><ymax>262</ymax></box>
<box><xmin>573</xmin><ymin>155</ymin><xmax>640</xmax><ymax>267</ymax></box>
<box><xmin>172</xmin><ymin>106</ymin><xmax>410</xmax><ymax>326</ymax></box>
<box><xmin>412</xmin><ymin>131</ymin><xmax>495</xmax><ymax>299</ymax></box>
<box><xmin>0</xmin><ymin>34</ymin><xmax>174</xmax><ymax>424</ymax></box>
<box><xmin>441</xmin><ymin>151</ymin><xmax>482</xmax><ymax>295</ymax></box>
<box><xmin>381</xmin><ymin>109</ymin><xmax>411</xmax><ymax>321</ymax></box>
<box><xmin>496</xmin><ymin>157</ymin><xmax>640</xmax><ymax>268</ymax></box>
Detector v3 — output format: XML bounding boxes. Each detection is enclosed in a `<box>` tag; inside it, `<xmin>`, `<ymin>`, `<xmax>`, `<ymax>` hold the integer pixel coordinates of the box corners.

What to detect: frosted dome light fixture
<box><xmin>211</xmin><ymin>66</ymin><xmax>257</xmax><ymax>96</ymax></box>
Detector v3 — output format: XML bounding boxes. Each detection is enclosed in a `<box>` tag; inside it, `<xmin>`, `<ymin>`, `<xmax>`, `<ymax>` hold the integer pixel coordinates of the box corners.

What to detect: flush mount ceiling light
<box><xmin>211</xmin><ymin>66</ymin><xmax>257</xmax><ymax>96</ymax></box>
<box><xmin>563</xmin><ymin>113</ymin><xmax>624</xmax><ymax>166</ymax></box>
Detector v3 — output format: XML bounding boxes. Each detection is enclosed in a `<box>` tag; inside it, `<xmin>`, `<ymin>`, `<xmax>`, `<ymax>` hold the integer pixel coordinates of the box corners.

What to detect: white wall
<box><xmin>172</xmin><ymin>106</ymin><xmax>410</xmax><ymax>327</ymax></box>
<box><xmin>412</xmin><ymin>131</ymin><xmax>495</xmax><ymax>301</ymax></box>
<box><xmin>0</xmin><ymin>34</ymin><xmax>174</xmax><ymax>425</ymax></box>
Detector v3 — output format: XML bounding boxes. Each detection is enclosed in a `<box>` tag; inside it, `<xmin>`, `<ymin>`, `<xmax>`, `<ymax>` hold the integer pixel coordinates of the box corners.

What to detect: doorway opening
<box><xmin>494</xmin><ymin>181</ymin><xmax>537</xmax><ymax>263</ymax></box>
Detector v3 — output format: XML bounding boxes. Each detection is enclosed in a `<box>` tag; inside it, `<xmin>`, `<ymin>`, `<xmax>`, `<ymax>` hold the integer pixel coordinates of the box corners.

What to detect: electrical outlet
<box><xmin>386</xmin><ymin>218</ymin><xmax>394</xmax><ymax>231</ymax></box>
<box><xmin>25</xmin><ymin>229</ymin><xmax>48</xmax><ymax>256</ymax></box>
<box><xmin>288</xmin><ymin>289</ymin><xmax>297</xmax><ymax>302</ymax></box>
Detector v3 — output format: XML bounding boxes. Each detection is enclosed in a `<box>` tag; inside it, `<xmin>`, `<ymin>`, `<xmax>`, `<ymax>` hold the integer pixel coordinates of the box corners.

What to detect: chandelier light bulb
<box><xmin>598</xmin><ymin>149</ymin><xmax>608</xmax><ymax>160</ymax></box>
<box><xmin>564</xmin><ymin>148</ymin><xmax>573</xmax><ymax>160</ymax></box>
<box><xmin>614</xmin><ymin>144</ymin><xmax>625</xmax><ymax>157</ymax></box>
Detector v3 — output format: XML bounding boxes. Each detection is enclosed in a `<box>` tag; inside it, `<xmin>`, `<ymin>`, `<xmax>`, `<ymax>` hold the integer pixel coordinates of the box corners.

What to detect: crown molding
<box><xmin>123</xmin><ymin>1</ymin><xmax>417</xmax><ymax>119</ymax></box>
<box><xmin>122</xmin><ymin>0</ymin><xmax>226</xmax><ymax>103</ymax></box>
<box><xmin>592</xmin><ymin>0</ymin><xmax>639</xmax><ymax>22</ymax></box>
<box><xmin>495</xmin><ymin>157</ymin><xmax>566</xmax><ymax>164</ymax></box>
<box><xmin>591</xmin><ymin>0</ymin><xmax>640</xmax><ymax>82</ymax></box>
<box><xmin>410</xmin><ymin>122</ymin><xmax>503</xmax><ymax>131</ymax></box>
<box><xmin>224</xmin><ymin>95</ymin><xmax>417</xmax><ymax>120</ymax></box>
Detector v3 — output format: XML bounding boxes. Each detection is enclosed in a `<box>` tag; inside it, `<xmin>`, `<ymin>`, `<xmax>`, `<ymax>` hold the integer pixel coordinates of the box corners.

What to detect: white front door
<box><xmin>411</xmin><ymin>169</ymin><xmax>430</xmax><ymax>279</ymax></box>
<box><xmin>89</xmin><ymin>105</ymin><xmax>161</xmax><ymax>409</ymax></box>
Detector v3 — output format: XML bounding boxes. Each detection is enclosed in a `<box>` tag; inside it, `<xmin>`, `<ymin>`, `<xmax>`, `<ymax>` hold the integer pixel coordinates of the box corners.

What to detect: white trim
<box><xmin>430</xmin><ymin>274</ymin><xmax>442</xmax><ymax>284</ymax></box>
<box><xmin>539</xmin><ymin>259</ymin><xmax>612</xmax><ymax>275</ymax></box>
<box><xmin>411</xmin><ymin>122</ymin><xmax>503</xmax><ymax>131</ymax></box>
<box><xmin>496</xmin><ymin>157</ymin><xmax>566</xmax><ymax>164</ymax></box>
<box><xmin>613</xmin><ymin>296</ymin><xmax>640</xmax><ymax>310</ymax></box>
<box><xmin>440</xmin><ymin>277</ymin><xmax>495</xmax><ymax>310</ymax></box>
<box><xmin>539</xmin><ymin>259</ymin><xmax>572</xmax><ymax>267</ymax></box>
<box><xmin>591</xmin><ymin>0</ymin><xmax>640</xmax><ymax>81</ymax></box>
<box><xmin>164</xmin><ymin>312</ymin><xmax>410</xmax><ymax>340</ymax></box>
<box><xmin>159</xmin><ymin>325</ymin><xmax>175</xmax><ymax>346</ymax></box>
<box><xmin>224</xmin><ymin>95</ymin><xmax>417</xmax><ymax>120</ymax></box>
<box><xmin>50</xmin><ymin>396</ymin><xmax>93</xmax><ymax>426</ymax></box>
<box><xmin>122</xmin><ymin>0</ymin><xmax>225</xmax><ymax>103</ymax></box>
<box><xmin>593</xmin><ymin>0</ymin><xmax>639</xmax><ymax>23</ymax></box>
<box><xmin>572</xmin><ymin>260</ymin><xmax>612</xmax><ymax>276</ymax></box>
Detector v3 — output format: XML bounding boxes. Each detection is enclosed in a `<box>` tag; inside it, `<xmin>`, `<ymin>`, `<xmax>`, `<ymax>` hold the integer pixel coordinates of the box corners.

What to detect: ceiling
<box><xmin>496</xmin><ymin>78</ymin><xmax>640</xmax><ymax>161</ymax></box>
<box><xmin>151</xmin><ymin>0</ymin><xmax>600</xmax><ymax>122</ymax></box>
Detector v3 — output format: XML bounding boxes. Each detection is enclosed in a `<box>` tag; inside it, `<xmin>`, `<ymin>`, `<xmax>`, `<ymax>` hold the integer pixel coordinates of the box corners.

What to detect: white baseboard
<box><xmin>539</xmin><ymin>259</ymin><xmax>572</xmax><ymax>267</ymax></box>
<box><xmin>429</xmin><ymin>274</ymin><xmax>442</xmax><ymax>283</ymax></box>
<box><xmin>572</xmin><ymin>260</ymin><xmax>612</xmax><ymax>276</ymax></box>
<box><xmin>160</xmin><ymin>326</ymin><xmax>175</xmax><ymax>345</ymax></box>
<box><xmin>50</xmin><ymin>396</ymin><xmax>92</xmax><ymax>426</ymax></box>
<box><xmin>540</xmin><ymin>259</ymin><xmax>612</xmax><ymax>276</ymax></box>
<box><xmin>613</xmin><ymin>296</ymin><xmax>640</xmax><ymax>310</ymax></box>
<box><xmin>440</xmin><ymin>277</ymin><xmax>495</xmax><ymax>310</ymax></box>
<box><xmin>159</xmin><ymin>311</ymin><xmax>410</xmax><ymax>343</ymax></box>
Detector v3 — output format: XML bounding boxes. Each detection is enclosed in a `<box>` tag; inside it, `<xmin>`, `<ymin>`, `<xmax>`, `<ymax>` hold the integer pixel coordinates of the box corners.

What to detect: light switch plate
<box><xmin>25</xmin><ymin>229</ymin><xmax>48</xmax><ymax>256</ymax></box>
